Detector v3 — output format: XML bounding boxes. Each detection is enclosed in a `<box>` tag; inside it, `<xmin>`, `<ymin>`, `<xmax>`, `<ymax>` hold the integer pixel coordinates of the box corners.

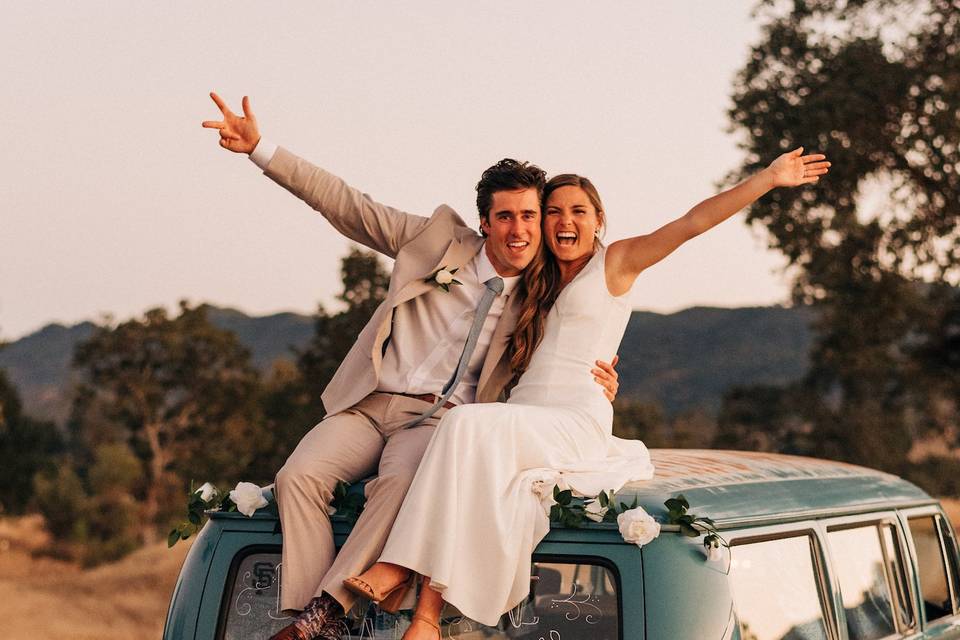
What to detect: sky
<box><xmin>0</xmin><ymin>1</ymin><xmax>795</xmax><ymax>341</ymax></box>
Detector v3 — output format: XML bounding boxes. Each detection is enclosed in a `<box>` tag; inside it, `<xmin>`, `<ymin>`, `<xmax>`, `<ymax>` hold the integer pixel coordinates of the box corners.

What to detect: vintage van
<box><xmin>163</xmin><ymin>449</ymin><xmax>960</xmax><ymax>639</ymax></box>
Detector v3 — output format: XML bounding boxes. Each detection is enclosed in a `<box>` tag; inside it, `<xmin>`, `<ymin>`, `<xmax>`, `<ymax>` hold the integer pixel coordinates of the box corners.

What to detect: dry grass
<box><xmin>0</xmin><ymin>515</ymin><xmax>190</xmax><ymax>640</ymax></box>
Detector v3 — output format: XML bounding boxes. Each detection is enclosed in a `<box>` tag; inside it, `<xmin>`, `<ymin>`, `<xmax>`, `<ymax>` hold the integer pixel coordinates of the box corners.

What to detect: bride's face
<box><xmin>543</xmin><ymin>185</ymin><xmax>600</xmax><ymax>264</ymax></box>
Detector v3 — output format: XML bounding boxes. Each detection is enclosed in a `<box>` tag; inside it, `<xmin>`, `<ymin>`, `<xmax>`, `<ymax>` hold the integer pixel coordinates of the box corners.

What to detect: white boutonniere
<box><xmin>427</xmin><ymin>266</ymin><xmax>462</xmax><ymax>292</ymax></box>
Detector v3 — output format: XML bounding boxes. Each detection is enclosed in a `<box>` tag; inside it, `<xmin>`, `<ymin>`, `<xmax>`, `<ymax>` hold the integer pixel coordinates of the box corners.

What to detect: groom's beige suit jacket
<box><xmin>264</xmin><ymin>147</ymin><xmax>519</xmax><ymax>416</ymax></box>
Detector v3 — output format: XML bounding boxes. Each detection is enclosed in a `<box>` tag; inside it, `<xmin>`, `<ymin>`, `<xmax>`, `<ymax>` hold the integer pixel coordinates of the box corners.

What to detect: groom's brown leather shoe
<box><xmin>268</xmin><ymin>618</ymin><xmax>344</xmax><ymax>640</ymax></box>
<box><xmin>267</xmin><ymin>593</ymin><xmax>343</xmax><ymax>640</ymax></box>
<box><xmin>316</xmin><ymin>618</ymin><xmax>348</xmax><ymax>640</ymax></box>
<box><xmin>268</xmin><ymin>623</ymin><xmax>309</xmax><ymax>640</ymax></box>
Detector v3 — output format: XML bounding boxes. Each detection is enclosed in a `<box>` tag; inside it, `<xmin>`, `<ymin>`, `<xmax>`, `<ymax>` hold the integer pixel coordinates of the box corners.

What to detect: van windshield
<box><xmin>218</xmin><ymin>551</ymin><xmax>621</xmax><ymax>640</ymax></box>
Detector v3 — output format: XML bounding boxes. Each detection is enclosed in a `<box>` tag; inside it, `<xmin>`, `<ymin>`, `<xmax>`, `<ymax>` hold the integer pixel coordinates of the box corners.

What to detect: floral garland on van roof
<box><xmin>542</xmin><ymin>484</ymin><xmax>729</xmax><ymax>561</ymax></box>
<box><xmin>169</xmin><ymin>479</ymin><xmax>366</xmax><ymax>548</ymax></box>
<box><xmin>169</xmin><ymin>478</ymin><xmax>729</xmax><ymax>566</ymax></box>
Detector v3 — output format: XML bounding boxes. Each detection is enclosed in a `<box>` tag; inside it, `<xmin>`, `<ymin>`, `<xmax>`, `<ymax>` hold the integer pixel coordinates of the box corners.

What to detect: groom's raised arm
<box><xmin>202</xmin><ymin>92</ymin><xmax>429</xmax><ymax>259</ymax></box>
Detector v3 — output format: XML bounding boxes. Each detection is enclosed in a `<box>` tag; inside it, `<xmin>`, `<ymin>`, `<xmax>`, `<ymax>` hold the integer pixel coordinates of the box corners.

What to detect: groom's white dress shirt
<box><xmin>376</xmin><ymin>249</ymin><xmax>518</xmax><ymax>405</ymax></box>
<box><xmin>251</xmin><ymin>142</ymin><xmax>520</xmax><ymax>406</ymax></box>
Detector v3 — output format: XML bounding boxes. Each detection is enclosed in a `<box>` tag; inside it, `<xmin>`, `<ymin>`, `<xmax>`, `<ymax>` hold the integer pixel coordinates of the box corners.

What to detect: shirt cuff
<box><xmin>249</xmin><ymin>139</ymin><xmax>278</xmax><ymax>170</ymax></box>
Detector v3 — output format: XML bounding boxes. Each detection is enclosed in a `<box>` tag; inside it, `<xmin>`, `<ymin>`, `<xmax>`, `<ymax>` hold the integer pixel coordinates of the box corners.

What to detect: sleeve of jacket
<box><xmin>263</xmin><ymin>147</ymin><xmax>430</xmax><ymax>259</ymax></box>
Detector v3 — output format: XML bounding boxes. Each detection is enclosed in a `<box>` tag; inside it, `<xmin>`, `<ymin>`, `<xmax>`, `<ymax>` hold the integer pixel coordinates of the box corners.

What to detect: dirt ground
<box><xmin>4</xmin><ymin>500</ymin><xmax>960</xmax><ymax>639</ymax></box>
<box><xmin>0</xmin><ymin>515</ymin><xmax>190</xmax><ymax>640</ymax></box>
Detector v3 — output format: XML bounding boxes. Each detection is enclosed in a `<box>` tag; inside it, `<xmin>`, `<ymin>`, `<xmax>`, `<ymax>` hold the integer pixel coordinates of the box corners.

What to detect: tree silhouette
<box><xmin>0</xmin><ymin>368</ymin><xmax>63</xmax><ymax>514</ymax></box>
<box><xmin>723</xmin><ymin>0</ymin><xmax>959</xmax><ymax>474</ymax></box>
<box><xmin>297</xmin><ymin>246</ymin><xmax>390</xmax><ymax>412</ymax></box>
<box><xmin>70</xmin><ymin>302</ymin><xmax>263</xmax><ymax>541</ymax></box>
<box><xmin>256</xmin><ymin>246</ymin><xmax>391</xmax><ymax>471</ymax></box>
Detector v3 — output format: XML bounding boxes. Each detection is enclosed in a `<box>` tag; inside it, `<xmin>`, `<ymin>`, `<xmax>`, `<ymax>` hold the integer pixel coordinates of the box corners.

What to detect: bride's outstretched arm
<box><xmin>605</xmin><ymin>147</ymin><xmax>830</xmax><ymax>294</ymax></box>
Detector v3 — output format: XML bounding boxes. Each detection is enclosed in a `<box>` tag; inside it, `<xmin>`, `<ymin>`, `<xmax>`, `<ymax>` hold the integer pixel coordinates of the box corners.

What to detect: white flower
<box><xmin>707</xmin><ymin>544</ymin><xmax>725</xmax><ymax>563</ymax></box>
<box><xmin>195</xmin><ymin>482</ymin><xmax>217</xmax><ymax>502</ymax></box>
<box><xmin>705</xmin><ymin>539</ymin><xmax>727</xmax><ymax>563</ymax></box>
<box><xmin>584</xmin><ymin>500</ymin><xmax>609</xmax><ymax>523</ymax></box>
<box><xmin>435</xmin><ymin>269</ymin><xmax>454</xmax><ymax>285</ymax></box>
<box><xmin>230</xmin><ymin>482</ymin><xmax>269</xmax><ymax>517</ymax></box>
<box><xmin>617</xmin><ymin>507</ymin><xmax>661</xmax><ymax>547</ymax></box>
<box><xmin>530</xmin><ymin>471</ymin><xmax>563</xmax><ymax>513</ymax></box>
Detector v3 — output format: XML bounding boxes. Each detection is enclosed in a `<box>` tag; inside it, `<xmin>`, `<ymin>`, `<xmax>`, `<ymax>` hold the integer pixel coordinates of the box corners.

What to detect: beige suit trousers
<box><xmin>274</xmin><ymin>393</ymin><xmax>448</xmax><ymax>613</ymax></box>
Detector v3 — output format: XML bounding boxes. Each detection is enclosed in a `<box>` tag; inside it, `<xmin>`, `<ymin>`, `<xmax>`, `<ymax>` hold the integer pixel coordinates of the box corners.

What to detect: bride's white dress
<box><xmin>378</xmin><ymin>246</ymin><xmax>655</xmax><ymax>626</ymax></box>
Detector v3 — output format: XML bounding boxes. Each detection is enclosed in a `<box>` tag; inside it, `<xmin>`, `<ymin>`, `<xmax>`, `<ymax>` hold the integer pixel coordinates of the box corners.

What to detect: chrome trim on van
<box><xmin>706</xmin><ymin>499</ymin><xmax>936</xmax><ymax>530</ymax></box>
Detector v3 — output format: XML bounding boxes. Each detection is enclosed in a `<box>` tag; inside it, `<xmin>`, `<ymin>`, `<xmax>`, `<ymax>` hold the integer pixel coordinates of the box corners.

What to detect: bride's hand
<box><xmin>766</xmin><ymin>147</ymin><xmax>831</xmax><ymax>187</ymax></box>
<box><xmin>593</xmin><ymin>355</ymin><xmax>620</xmax><ymax>402</ymax></box>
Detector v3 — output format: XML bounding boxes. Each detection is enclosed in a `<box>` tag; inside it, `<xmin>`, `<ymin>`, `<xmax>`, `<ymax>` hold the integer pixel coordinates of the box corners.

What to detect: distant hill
<box><xmin>0</xmin><ymin>305</ymin><xmax>814</xmax><ymax>425</ymax></box>
<box><xmin>617</xmin><ymin>305</ymin><xmax>815</xmax><ymax>414</ymax></box>
<box><xmin>0</xmin><ymin>308</ymin><xmax>316</xmax><ymax>426</ymax></box>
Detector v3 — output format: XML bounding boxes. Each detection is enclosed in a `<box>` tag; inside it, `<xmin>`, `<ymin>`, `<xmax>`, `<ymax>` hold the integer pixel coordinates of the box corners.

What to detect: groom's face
<box><xmin>480</xmin><ymin>188</ymin><xmax>542</xmax><ymax>277</ymax></box>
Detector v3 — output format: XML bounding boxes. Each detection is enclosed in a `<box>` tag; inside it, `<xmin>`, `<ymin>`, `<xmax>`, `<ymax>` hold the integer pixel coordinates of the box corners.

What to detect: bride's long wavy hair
<box><xmin>508</xmin><ymin>174</ymin><xmax>606</xmax><ymax>379</ymax></box>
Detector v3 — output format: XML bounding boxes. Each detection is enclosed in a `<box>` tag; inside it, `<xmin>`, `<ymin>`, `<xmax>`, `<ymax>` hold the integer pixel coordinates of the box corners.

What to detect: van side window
<box><xmin>218</xmin><ymin>551</ymin><xmax>620</xmax><ymax>639</ymax></box>
<box><xmin>908</xmin><ymin>515</ymin><xmax>957</xmax><ymax>623</ymax></box>
<box><xmin>827</xmin><ymin>525</ymin><xmax>900</xmax><ymax>639</ymax></box>
<box><xmin>728</xmin><ymin>534</ymin><xmax>829</xmax><ymax>640</ymax></box>
<box><xmin>938</xmin><ymin>517</ymin><xmax>960</xmax><ymax>612</ymax></box>
<box><xmin>880</xmin><ymin>524</ymin><xmax>915</xmax><ymax>630</ymax></box>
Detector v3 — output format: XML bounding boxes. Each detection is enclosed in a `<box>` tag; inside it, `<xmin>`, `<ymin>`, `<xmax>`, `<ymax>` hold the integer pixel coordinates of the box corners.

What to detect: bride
<box><xmin>346</xmin><ymin>147</ymin><xmax>831</xmax><ymax>637</ymax></box>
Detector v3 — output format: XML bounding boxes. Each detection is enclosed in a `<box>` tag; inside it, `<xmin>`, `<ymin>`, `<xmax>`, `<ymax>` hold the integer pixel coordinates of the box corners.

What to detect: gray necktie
<box><xmin>407</xmin><ymin>276</ymin><xmax>505</xmax><ymax>427</ymax></box>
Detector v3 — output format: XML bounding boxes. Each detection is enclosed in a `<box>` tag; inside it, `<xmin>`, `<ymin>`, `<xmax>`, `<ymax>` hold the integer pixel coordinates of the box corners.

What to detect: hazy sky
<box><xmin>1</xmin><ymin>1</ymin><xmax>794</xmax><ymax>341</ymax></box>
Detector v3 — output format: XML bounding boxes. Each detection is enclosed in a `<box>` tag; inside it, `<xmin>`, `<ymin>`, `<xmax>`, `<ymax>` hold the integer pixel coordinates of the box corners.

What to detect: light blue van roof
<box><xmin>618</xmin><ymin>449</ymin><xmax>932</xmax><ymax>526</ymax></box>
<box><xmin>212</xmin><ymin>449</ymin><xmax>933</xmax><ymax>529</ymax></box>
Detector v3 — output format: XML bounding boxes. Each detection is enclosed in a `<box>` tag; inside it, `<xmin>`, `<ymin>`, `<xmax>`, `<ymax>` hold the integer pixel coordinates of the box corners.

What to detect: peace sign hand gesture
<box><xmin>767</xmin><ymin>147</ymin><xmax>831</xmax><ymax>187</ymax></box>
<box><xmin>201</xmin><ymin>92</ymin><xmax>260</xmax><ymax>154</ymax></box>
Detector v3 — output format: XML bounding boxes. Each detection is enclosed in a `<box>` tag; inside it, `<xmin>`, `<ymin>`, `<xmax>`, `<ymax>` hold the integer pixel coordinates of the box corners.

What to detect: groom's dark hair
<box><xmin>476</xmin><ymin>159</ymin><xmax>547</xmax><ymax>237</ymax></box>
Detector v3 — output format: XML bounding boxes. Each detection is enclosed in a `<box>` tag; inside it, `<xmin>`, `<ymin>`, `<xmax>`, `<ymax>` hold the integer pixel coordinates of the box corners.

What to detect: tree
<box><xmin>0</xmin><ymin>368</ymin><xmax>63</xmax><ymax>514</ymax></box>
<box><xmin>256</xmin><ymin>246</ymin><xmax>391</xmax><ymax>470</ymax></box>
<box><xmin>727</xmin><ymin>0</ymin><xmax>959</xmax><ymax>474</ymax></box>
<box><xmin>297</xmin><ymin>246</ymin><xmax>391</xmax><ymax>412</ymax></box>
<box><xmin>70</xmin><ymin>302</ymin><xmax>264</xmax><ymax>541</ymax></box>
<box><xmin>715</xmin><ymin>384</ymin><xmax>817</xmax><ymax>455</ymax></box>
<box><xmin>613</xmin><ymin>399</ymin><xmax>667</xmax><ymax>445</ymax></box>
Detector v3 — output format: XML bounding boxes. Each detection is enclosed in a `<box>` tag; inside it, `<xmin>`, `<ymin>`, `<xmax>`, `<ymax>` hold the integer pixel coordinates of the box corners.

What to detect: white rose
<box><xmin>529</xmin><ymin>471</ymin><xmax>563</xmax><ymax>513</ymax></box>
<box><xmin>706</xmin><ymin>541</ymin><xmax>726</xmax><ymax>563</ymax></box>
<box><xmin>195</xmin><ymin>482</ymin><xmax>217</xmax><ymax>502</ymax></box>
<box><xmin>584</xmin><ymin>500</ymin><xmax>608</xmax><ymax>523</ymax></box>
<box><xmin>617</xmin><ymin>507</ymin><xmax>661</xmax><ymax>547</ymax></box>
<box><xmin>435</xmin><ymin>269</ymin><xmax>454</xmax><ymax>285</ymax></box>
<box><xmin>230</xmin><ymin>482</ymin><xmax>269</xmax><ymax>517</ymax></box>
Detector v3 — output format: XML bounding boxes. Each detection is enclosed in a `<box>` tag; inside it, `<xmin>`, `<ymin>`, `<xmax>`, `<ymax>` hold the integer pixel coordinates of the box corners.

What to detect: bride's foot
<box><xmin>343</xmin><ymin>562</ymin><xmax>413</xmax><ymax>613</ymax></box>
<box><xmin>402</xmin><ymin>614</ymin><xmax>441</xmax><ymax>640</ymax></box>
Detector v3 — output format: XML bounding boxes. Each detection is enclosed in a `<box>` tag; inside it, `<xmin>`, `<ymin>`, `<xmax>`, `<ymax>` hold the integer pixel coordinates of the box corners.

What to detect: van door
<box><xmin>900</xmin><ymin>508</ymin><xmax>960</xmax><ymax>638</ymax></box>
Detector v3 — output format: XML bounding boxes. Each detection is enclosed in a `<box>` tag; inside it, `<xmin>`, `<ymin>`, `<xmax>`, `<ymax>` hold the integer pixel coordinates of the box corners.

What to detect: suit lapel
<box><xmin>476</xmin><ymin>291</ymin><xmax>521</xmax><ymax>397</ymax></box>
<box><xmin>392</xmin><ymin>235</ymin><xmax>479</xmax><ymax>308</ymax></box>
<box><xmin>372</xmin><ymin>234</ymin><xmax>483</xmax><ymax>374</ymax></box>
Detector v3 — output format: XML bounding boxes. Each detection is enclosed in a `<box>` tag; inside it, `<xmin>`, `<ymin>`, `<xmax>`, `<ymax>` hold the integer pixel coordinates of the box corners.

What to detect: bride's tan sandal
<box><xmin>408</xmin><ymin>613</ymin><xmax>441</xmax><ymax>640</ymax></box>
<box><xmin>342</xmin><ymin>573</ymin><xmax>416</xmax><ymax>614</ymax></box>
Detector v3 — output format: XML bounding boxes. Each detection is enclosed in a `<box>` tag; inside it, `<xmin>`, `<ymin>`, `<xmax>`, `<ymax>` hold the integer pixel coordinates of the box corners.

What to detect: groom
<box><xmin>202</xmin><ymin>93</ymin><xmax>619</xmax><ymax>640</ymax></box>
